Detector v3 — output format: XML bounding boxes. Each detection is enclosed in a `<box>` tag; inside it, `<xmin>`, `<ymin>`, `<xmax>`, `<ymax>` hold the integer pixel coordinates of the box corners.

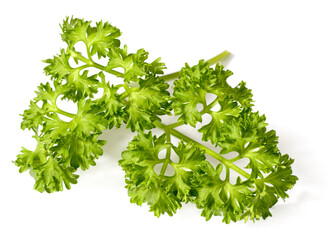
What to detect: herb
<box><xmin>14</xmin><ymin>17</ymin><xmax>298</xmax><ymax>223</ymax></box>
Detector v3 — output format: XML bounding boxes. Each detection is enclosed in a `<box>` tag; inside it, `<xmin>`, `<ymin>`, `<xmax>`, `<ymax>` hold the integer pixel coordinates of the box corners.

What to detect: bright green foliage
<box><xmin>166</xmin><ymin>60</ymin><xmax>297</xmax><ymax>222</ymax></box>
<box><xmin>121</xmin><ymin>129</ymin><xmax>297</xmax><ymax>222</ymax></box>
<box><xmin>16</xmin><ymin>144</ymin><xmax>79</xmax><ymax>193</ymax></box>
<box><xmin>61</xmin><ymin>17</ymin><xmax>121</xmax><ymax>58</ymax></box>
<box><xmin>15</xmin><ymin>17</ymin><xmax>297</xmax><ymax>223</ymax></box>
<box><xmin>119</xmin><ymin>132</ymin><xmax>208</xmax><ymax>216</ymax></box>
<box><xmin>243</xmin><ymin>155</ymin><xmax>297</xmax><ymax>220</ymax></box>
<box><xmin>172</xmin><ymin>61</ymin><xmax>252</xmax><ymax>127</ymax></box>
<box><xmin>95</xmin><ymin>72</ymin><xmax>124</xmax><ymax>129</ymax></box>
<box><xmin>198</xmin><ymin>96</ymin><xmax>242</xmax><ymax>145</ymax></box>
<box><xmin>16</xmin><ymin>80</ymin><xmax>108</xmax><ymax>191</ymax></box>
<box><xmin>213</xmin><ymin>111</ymin><xmax>280</xmax><ymax>178</ymax></box>
<box><xmin>107</xmin><ymin>46</ymin><xmax>166</xmax><ymax>81</ymax></box>
<box><xmin>44</xmin><ymin>49</ymin><xmax>99</xmax><ymax>100</ymax></box>
<box><xmin>15</xmin><ymin>17</ymin><xmax>170</xmax><ymax>193</ymax></box>
<box><xmin>194</xmin><ymin>164</ymin><xmax>254</xmax><ymax>222</ymax></box>
<box><xmin>124</xmin><ymin>75</ymin><xmax>170</xmax><ymax>131</ymax></box>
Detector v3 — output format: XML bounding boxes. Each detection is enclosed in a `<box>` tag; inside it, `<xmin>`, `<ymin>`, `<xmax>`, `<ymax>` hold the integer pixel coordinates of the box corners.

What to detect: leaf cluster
<box><xmin>15</xmin><ymin>17</ymin><xmax>170</xmax><ymax>193</ymax></box>
<box><xmin>15</xmin><ymin>17</ymin><xmax>297</xmax><ymax>222</ymax></box>
<box><xmin>120</xmin><ymin>60</ymin><xmax>297</xmax><ymax>222</ymax></box>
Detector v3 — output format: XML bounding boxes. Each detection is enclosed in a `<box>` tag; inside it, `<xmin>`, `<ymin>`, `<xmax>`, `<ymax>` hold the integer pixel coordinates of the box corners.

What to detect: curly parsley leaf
<box><xmin>124</xmin><ymin>74</ymin><xmax>170</xmax><ymax>131</ymax></box>
<box><xmin>16</xmin><ymin>17</ymin><xmax>170</xmax><ymax>193</ymax></box>
<box><xmin>61</xmin><ymin>17</ymin><xmax>121</xmax><ymax>58</ymax></box>
<box><xmin>172</xmin><ymin>61</ymin><xmax>253</xmax><ymax>127</ymax></box>
<box><xmin>169</xmin><ymin>60</ymin><xmax>297</xmax><ymax>222</ymax></box>
<box><xmin>15</xmin><ymin>144</ymin><xmax>79</xmax><ymax>193</ymax></box>
<box><xmin>119</xmin><ymin>132</ymin><xmax>208</xmax><ymax>216</ymax></box>
<box><xmin>15</xmin><ymin>17</ymin><xmax>297</xmax><ymax>223</ymax></box>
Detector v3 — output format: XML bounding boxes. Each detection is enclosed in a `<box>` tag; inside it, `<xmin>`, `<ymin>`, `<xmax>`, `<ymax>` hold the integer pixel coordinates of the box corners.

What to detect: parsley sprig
<box><xmin>15</xmin><ymin>17</ymin><xmax>297</xmax><ymax>223</ymax></box>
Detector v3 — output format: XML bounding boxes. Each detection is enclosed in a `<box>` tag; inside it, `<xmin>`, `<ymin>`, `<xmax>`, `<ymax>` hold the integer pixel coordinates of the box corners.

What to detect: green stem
<box><xmin>201</xmin><ymin>96</ymin><xmax>220</xmax><ymax>115</ymax></box>
<box><xmin>228</xmin><ymin>155</ymin><xmax>242</xmax><ymax>163</ymax></box>
<box><xmin>120</xmin><ymin>91</ymin><xmax>129</xmax><ymax>101</ymax></box>
<box><xmin>225</xmin><ymin>166</ymin><xmax>230</xmax><ymax>182</ymax></box>
<box><xmin>160</xmin><ymin>132</ymin><xmax>171</xmax><ymax>176</ymax></box>
<box><xmin>123</xmin><ymin>83</ymin><xmax>132</xmax><ymax>95</ymax></box>
<box><xmin>153</xmin><ymin>121</ymin><xmax>250</xmax><ymax>179</ymax></box>
<box><xmin>167</xmin><ymin>120</ymin><xmax>185</xmax><ymax>129</ymax></box>
<box><xmin>161</xmin><ymin>72</ymin><xmax>180</xmax><ymax>82</ymax></box>
<box><xmin>69</xmin><ymin>50</ymin><xmax>124</xmax><ymax>78</ymax></box>
<box><xmin>161</xmin><ymin>50</ymin><xmax>231</xmax><ymax>82</ymax></box>
<box><xmin>86</xmin><ymin>45</ymin><xmax>92</xmax><ymax>61</ymax></box>
<box><xmin>68</xmin><ymin>50</ymin><xmax>93</xmax><ymax>65</ymax></box>
<box><xmin>93</xmin><ymin>62</ymin><xmax>124</xmax><ymax>78</ymax></box>
<box><xmin>207</xmin><ymin>50</ymin><xmax>231</xmax><ymax>66</ymax></box>
<box><xmin>56</xmin><ymin>108</ymin><xmax>76</xmax><ymax>118</ymax></box>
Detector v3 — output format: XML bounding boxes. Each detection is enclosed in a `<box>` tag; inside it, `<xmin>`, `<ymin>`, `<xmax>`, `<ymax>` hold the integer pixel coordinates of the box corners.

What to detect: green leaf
<box><xmin>19</xmin><ymin>78</ymin><xmax>108</xmax><ymax>175</ymax></box>
<box><xmin>53</xmin><ymin>134</ymin><xmax>105</xmax><ymax>170</ymax></box>
<box><xmin>210</xmin><ymin>111</ymin><xmax>280</xmax><ymax>178</ymax></box>
<box><xmin>43</xmin><ymin>49</ymin><xmax>100</xmax><ymax>100</ymax></box>
<box><xmin>199</xmin><ymin>96</ymin><xmax>242</xmax><ymax>144</ymax></box>
<box><xmin>43</xmin><ymin>49</ymin><xmax>72</xmax><ymax>80</ymax></box>
<box><xmin>255</xmin><ymin>154</ymin><xmax>298</xmax><ymax>199</ymax></box>
<box><xmin>88</xmin><ymin>20</ymin><xmax>121</xmax><ymax>58</ymax></box>
<box><xmin>119</xmin><ymin>132</ymin><xmax>170</xmax><ymax>185</ymax></box>
<box><xmin>106</xmin><ymin>47</ymin><xmax>166</xmax><ymax>82</ymax></box>
<box><xmin>146</xmin><ymin>57</ymin><xmax>166</xmax><ymax>75</ymax></box>
<box><xmin>172</xmin><ymin>61</ymin><xmax>212</xmax><ymax>126</ymax></box>
<box><xmin>14</xmin><ymin>144</ymin><xmax>78</xmax><ymax>193</ymax></box>
<box><xmin>244</xmin><ymin>155</ymin><xmax>298</xmax><ymax>221</ymax></box>
<box><xmin>107</xmin><ymin>47</ymin><xmax>146</xmax><ymax>80</ymax></box>
<box><xmin>193</xmin><ymin>163</ymin><xmax>225</xmax><ymax>221</ymax></box>
<box><xmin>172</xmin><ymin>61</ymin><xmax>253</xmax><ymax>127</ymax></box>
<box><xmin>120</xmin><ymin>133</ymin><xmax>208</xmax><ymax>216</ymax></box>
<box><xmin>21</xmin><ymin>101</ymin><xmax>47</xmax><ymax>131</ymax></box>
<box><xmin>219</xmin><ymin>180</ymin><xmax>253</xmax><ymax>223</ymax></box>
<box><xmin>120</xmin><ymin>132</ymin><xmax>177</xmax><ymax>216</ymax></box>
<box><xmin>95</xmin><ymin>72</ymin><xmax>124</xmax><ymax>129</ymax></box>
<box><xmin>21</xmin><ymin>81</ymin><xmax>64</xmax><ymax>131</ymax></box>
<box><xmin>193</xmin><ymin>163</ymin><xmax>254</xmax><ymax>222</ymax></box>
<box><xmin>61</xmin><ymin>17</ymin><xmax>121</xmax><ymax>56</ymax></box>
<box><xmin>165</xmin><ymin>142</ymin><xmax>206</xmax><ymax>202</ymax></box>
<box><xmin>72</xmin><ymin>99</ymin><xmax>108</xmax><ymax>136</ymax></box>
<box><xmin>61</xmin><ymin>17</ymin><xmax>91</xmax><ymax>47</ymax></box>
<box><xmin>124</xmin><ymin>74</ymin><xmax>170</xmax><ymax>132</ymax></box>
<box><xmin>243</xmin><ymin>184</ymin><xmax>278</xmax><ymax>221</ymax></box>
<box><xmin>33</xmin><ymin>155</ymin><xmax>79</xmax><ymax>193</ymax></box>
<box><xmin>213</xmin><ymin>65</ymin><xmax>253</xmax><ymax>109</ymax></box>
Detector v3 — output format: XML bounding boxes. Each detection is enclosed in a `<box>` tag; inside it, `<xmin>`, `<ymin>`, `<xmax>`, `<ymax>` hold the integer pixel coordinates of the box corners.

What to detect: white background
<box><xmin>1</xmin><ymin>0</ymin><xmax>330</xmax><ymax>239</ymax></box>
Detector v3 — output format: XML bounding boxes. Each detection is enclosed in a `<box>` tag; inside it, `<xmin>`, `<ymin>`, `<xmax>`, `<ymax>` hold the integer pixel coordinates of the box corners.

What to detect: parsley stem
<box><xmin>56</xmin><ymin>108</ymin><xmax>76</xmax><ymax>118</ymax></box>
<box><xmin>228</xmin><ymin>155</ymin><xmax>243</xmax><ymax>163</ymax></box>
<box><xmin>123</xmin><ymin>83</ymin><xmax>132</xmax><ymax>95</ymax></box>
<box><xmin>160</xmin><ymin>132</ymin><xmax>171</xmax><ymax>176</ymax></box>
<box><xmin>201</xmin><ymin>97</ymin><xmax>220</xmax><ymax>115</ymax></box>
<box><xmin>225</xmin><ymin>166</ymin><xmax>230</xmax><ymax>182</ymax></box>
<box><xmin>161</xmin><ymin>50</ymin><xmax>231</xmax><ymax>82</ymax></box>
<box><xmin>86</xmin><ymin>45</ymin><xmax>92</xmax><ymax>61</ymax></box>
<box><xmin>92</xmin><ymin>62</ymin><xmax>124</xmax><ymax>78</ymax></box>
<box><xmin>167</xmin><ymin>120</ymin><xmax>185</xmax><ymax>129</ymax></box>
<box><xmin>153</xmin><ymin>121</ymin><xmax>251</xmax><ymax>179</ymax></box>
<box><xmin>161</xmin><ymin>72</ymin><xmax>180</xmax><ymax>82</ymax></box>
<box><xmin>69</xmin><ymin>50</ymin><xmax>124</xmax><ymax>78</ymax></box>
<box><xmin>208</xmin><ymin>51</ymin><xmax>231</xmax><ymax>66</ymax></box>
<box><xmin>68</xmin><ymin>50</ymin><xmax>93</xmax><ymax>65</ymax></box>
